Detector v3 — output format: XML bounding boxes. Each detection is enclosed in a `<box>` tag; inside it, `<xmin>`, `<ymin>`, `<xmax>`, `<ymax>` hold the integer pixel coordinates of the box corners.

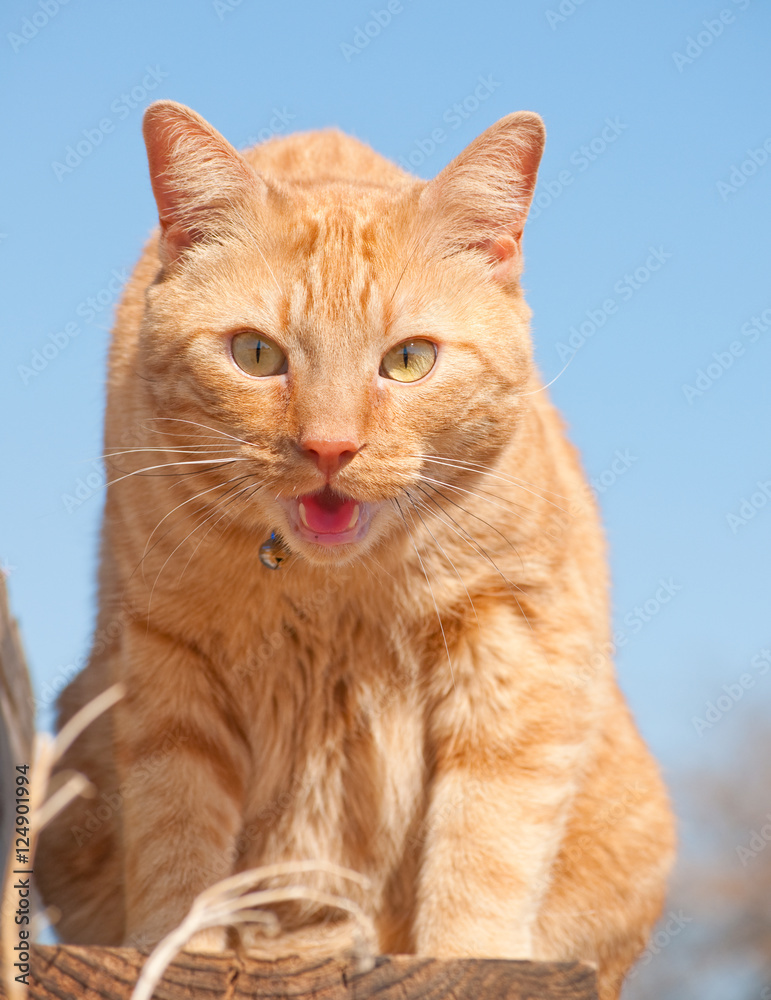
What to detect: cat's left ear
<box><xmin>418</xmin><ymin>112</ymin><xmax>545</xmax><ymax>283</ymax></box>
<box><xmin>143</xmin><ymin>100</ymin><xmax>266</xmax><ymax>268</ymax></box>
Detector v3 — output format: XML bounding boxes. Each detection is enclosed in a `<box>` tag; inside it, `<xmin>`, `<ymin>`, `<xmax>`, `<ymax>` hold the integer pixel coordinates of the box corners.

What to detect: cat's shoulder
<box><xmin>240</xmin><ymin>128</ymin><xmax>412</xmax><ymax>189</ymax></box>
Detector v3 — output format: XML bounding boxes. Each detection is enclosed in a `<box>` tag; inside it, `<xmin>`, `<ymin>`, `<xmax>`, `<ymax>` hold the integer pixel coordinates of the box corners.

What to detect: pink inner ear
<box><xmin>477</xmin><ymin>233</ymin><xmax>522</xmax><ymax>280</ymax></box>
<box><xmin>143</xmin><ymin>101</ymin><xmax>260</xmax><ymax>267</ymax></box>
<box><xmin>419</xmin><ymin>111</ymin><xmax>545</xmax><ymax>284</ymax></box>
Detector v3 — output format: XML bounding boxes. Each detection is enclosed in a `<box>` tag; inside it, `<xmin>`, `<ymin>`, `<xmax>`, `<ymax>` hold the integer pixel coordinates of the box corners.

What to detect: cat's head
<box><xmin>134</xmin><ymin>101</ymin><xmax>544</xmax><ymax>566</ymax></box>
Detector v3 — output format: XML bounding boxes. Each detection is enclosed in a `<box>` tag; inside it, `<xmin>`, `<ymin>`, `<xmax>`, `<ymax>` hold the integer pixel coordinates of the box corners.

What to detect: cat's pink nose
<box><xmin>301</xmin><ymin>438</ymin><xmax>360</xmax><ymax>479</ymax></box>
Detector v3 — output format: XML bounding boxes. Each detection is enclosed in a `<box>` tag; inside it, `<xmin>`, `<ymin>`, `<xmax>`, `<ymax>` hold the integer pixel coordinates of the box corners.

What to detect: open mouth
<box><xmin>284</xmin><ymin>487</ymin><xmax>375</xmax><ymax>547</ymax></box>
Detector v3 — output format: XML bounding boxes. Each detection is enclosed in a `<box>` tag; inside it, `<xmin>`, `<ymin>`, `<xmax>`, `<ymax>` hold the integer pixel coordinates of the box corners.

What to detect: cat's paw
<box><xmin>235</xmin><ymin>920</ymin><xmax>375</xmax><ymax>963</ymax></box>
<box><xmin>415</xmin><ymin>920</ymin><xmax>534</xmax><ymax>960</ymax></box>
<box><xmin>184</xmin><ymin>926</ymin><xmax>229</xmax><ymax>952</ymax></box>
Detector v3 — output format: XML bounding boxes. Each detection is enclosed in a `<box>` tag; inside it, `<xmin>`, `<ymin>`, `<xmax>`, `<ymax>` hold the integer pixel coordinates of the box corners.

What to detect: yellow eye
<box><xmin>380</xmin><ymin>339</ymin><xmax>437</xmax><ymax>383</ymax></box>
<box><xmin>231</xmin><ymin>331</ymin><xmax>287</xmax><ymax>377</ymax></box>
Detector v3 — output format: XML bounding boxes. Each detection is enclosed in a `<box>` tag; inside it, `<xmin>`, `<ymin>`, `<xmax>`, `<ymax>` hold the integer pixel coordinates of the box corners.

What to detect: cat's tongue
<box><xmin>298</xmin><ymin>488</ymin><xmax>360</xmax><ymax>535</ymax></box>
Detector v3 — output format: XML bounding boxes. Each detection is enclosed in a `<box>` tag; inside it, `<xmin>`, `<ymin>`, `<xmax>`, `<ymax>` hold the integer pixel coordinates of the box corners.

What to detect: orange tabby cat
<box><xmin>36</xmin><ymin>101</ymin><xmax>674</xmax><ymax>998</ymax></box>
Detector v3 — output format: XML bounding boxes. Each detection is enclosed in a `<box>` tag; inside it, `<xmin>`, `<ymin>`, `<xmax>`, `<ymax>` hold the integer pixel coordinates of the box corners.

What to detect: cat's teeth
<box><xmin>348</xmin><ymin>505</ymin><xmax>360</xmax><ymax>529</ymax></box>
<box><xmin>299</xmin><ymin>502</ymin><xmax>309</xmax><ymax>528</ymax></box>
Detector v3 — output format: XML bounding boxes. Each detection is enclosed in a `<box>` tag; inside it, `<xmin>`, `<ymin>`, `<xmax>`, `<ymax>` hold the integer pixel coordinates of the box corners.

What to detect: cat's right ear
<box><xmin>418</xmin><ymin>112</ymin><xmax>546</xmax><ymax>284</ymax></box>
<box><xmin>143</xmin><ymin>101</ymin><xmax>265</xmax><ymax>268</ymax></box>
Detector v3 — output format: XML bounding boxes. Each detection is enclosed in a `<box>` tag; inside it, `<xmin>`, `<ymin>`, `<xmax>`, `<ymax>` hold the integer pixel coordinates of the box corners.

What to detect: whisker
<box><xmin>404</xmin><ymin>490</ymin><xmax>479</xmax><ymax>628</ymax></box>
<box><xmin>417</xmin><ymin>474</ymin><xmax>533</xmax><ymax>522</ymax></box>
<box><xmin>144</xmin><ymin>417</ymin><xmax>257</xmax><ymax>449</ymax></box>
<box><xmin>520</xmin><ymin>354</ymin><xmax>576</xmax><ymax>396</ymax></box>
<box><xmin>147</xmin><ymin>479</ymin><xmax>263</xmax><ymax>615</ymax></box>
<box><xmin>393</xmin><ymin>498</ymin><xmax>455</xmax><ymax>689</ymax></box>
<box><xmin>225</xmin><ymin>195</ymin><xmax>284</xmax><ymax>298</ymax></box>
<box><xmin>418</xmin><ymin>475</ymin><xmax>563</xmax><ymax>549</ymax></box>
<box><xmin>136</xmin><ymin>474</ymin><xmax>257</xmax><ymax>588</ymax></box>
<box><xmin>176</xmin><ymin>482</ymin><xmax>265</xmax><ymax>586</ymax></box>
<box><xmin>388</xmin><ymin>195</ymin><xmax>449</xmax><ymax>307</ymax></box>
<box><xmin>414</xmin><ymin>481</ymin><xmax>523</xmax><ymax>571</ymax></box>
<box><xmin>142</xmin><ymin>474</ymin><xmax>256</xmax><ymax>568</ymax></box>
<box><xmin>105</xmin><ymin>458</ymin><xmax>244</xmax><ymax>490</ymax></box>
<box><xmin>366</xmin><ymin>551</ymin><xmax>400</xmax><ymax>586</ymax></box>
<box><xmin>412</xmin><ymin>453</ymin><xmax>569</xmax><ymax>507</ymax></box>
<box><xmin>134</xmin><ymin>427</ymin><xmax>245</xmax><ymax>445</ymax></box>
<box><xmin>388</xmin><ymin>239</ymin><xmax>423</xmax><ymax>307</ymax></box>
<box><xmin>420</xmin><ymin>476</ymin><xmax>558</xmax><ymax>544</ymax></box>
<box><xmin>104</xmin><ymin>446</ymin><xmax>241</xmax><ymax>459</ymax></box>
<box><xmin>415</xmin><ymin>484</ymin><xmax>533</xmax><ymax>628</ymax></box>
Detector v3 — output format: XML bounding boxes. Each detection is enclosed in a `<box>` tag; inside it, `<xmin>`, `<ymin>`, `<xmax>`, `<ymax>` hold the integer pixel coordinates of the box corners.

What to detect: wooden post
<box><xmin>0</xmin><ymin>575</ymin><xmax>34</xmax><ymax>873</ymax></box>
<box><xmin>1</xmin><ymin>947</ymin><xmax>598</xmax><ymax>999</ymax></box>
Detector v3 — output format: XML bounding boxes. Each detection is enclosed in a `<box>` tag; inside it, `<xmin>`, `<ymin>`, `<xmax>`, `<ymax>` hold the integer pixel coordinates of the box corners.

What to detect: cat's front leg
<box><xmin>114</xmin><ymin>624</ymin><xmax>249</xmax><ymax>946</ymax></box>
<box><xmin>413</xmin><ymin>615</ymin><xmax>593</xmax><ymax>959</ymax></box>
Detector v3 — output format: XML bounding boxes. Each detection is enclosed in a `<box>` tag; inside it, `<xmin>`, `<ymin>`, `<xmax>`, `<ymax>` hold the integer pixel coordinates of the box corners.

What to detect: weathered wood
<box><xmin>3</xmin><ymin>947</ymin><xmax>598</xmax><ymax>999</ymax></box>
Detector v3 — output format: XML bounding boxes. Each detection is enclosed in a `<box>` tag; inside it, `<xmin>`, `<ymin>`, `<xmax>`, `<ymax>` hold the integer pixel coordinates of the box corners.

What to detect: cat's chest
<box><xmin>231</xmin><ymin>597</ymin><xmax>427</xmax><ymax>877</ymax></box>
<box><xmin>238</xmin><ymin>598</ymin><xmax>423</xmax><ymax>779</ymax></box>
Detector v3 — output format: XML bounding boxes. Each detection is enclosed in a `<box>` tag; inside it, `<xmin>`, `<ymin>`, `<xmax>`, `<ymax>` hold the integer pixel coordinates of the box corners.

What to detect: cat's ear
<box><xmin>143</xmin><ymin>100</ymin><xmax>265</xmax><ymax>267</ymax></box>
<box><xmin>418</xmin><ymin>112</ymin><xmax>545</xmax><ymax>283</ymax></box>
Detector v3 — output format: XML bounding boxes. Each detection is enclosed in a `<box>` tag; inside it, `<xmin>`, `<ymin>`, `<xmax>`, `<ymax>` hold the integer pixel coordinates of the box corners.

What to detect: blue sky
<box><xmin>1</xmin><ymin>0</ymin><xmax>769</xmax><ymax>792</ymax></box>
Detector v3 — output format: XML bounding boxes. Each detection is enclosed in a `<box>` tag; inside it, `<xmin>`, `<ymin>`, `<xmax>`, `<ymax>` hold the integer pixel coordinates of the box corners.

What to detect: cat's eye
<box><xmin>380</xmin><ymin>339</ymin><xmax>437</xmax><ymax>383</ymax></box>
<box><xmin>231</xmin><ymin>330</ymin><xmax>287</xmax><ymax>377</ymax></box>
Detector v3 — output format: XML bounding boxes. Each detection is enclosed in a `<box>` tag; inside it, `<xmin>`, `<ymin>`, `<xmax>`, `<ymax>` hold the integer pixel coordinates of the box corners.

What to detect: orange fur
<box><xmin>36</xmin><ymin>102</ymin><xmax>674</xmax><ymax>997</ymax></box>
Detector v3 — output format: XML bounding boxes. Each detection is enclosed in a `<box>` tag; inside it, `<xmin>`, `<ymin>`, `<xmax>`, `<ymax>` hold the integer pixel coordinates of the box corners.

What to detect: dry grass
<box><xmin>130</xmin><ymin>860</ymin><xmax>376</xmax><ymax>1000</ymax></box>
